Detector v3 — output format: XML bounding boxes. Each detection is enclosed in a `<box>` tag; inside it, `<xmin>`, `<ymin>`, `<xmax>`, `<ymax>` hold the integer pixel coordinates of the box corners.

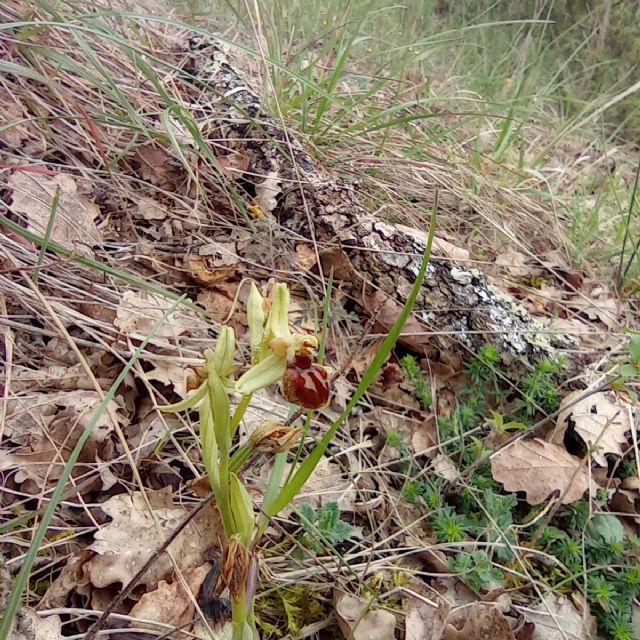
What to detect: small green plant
<box><xmin>449</xmin><ymin>551</ymin><xmax>505</xmax><ymax>592</ymax></box>
<box><xmin>298</xmin><ymin>502</ymin><xmax>359</xmax><ymax>553</ymax></box>
<box><xmin>255</xmin><ymin>584</ymin><xmax>329</xmax><ymax>638</ymax></box>
<box><xmin>430</xmin><ymin>506</ymin><xmax>470</xmax><ymax>543</ymax></box>
<box><xmin>466</xmin><ymin>343</ymin><xmax>502</xmax><ymax>386</ymax></box>
<box><xmin>520</xmin><ymin>357</ymin><xmax>567</xmax><ymax>416</ymax></box>
<box><xmin>400</xmin><ymin>354</ymin><xmax>432</xmax><ymax>408</ymax></box>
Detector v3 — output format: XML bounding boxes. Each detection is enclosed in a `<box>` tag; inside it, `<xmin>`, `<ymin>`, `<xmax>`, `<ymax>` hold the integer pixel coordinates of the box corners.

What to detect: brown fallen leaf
<box><xmin>128</xmin><ymin>564</ymin><xmax>210</xmax><ymax>631</ymax></box>
<box><xmin>334</xmin><ymin>590</ymin><xmax>397</xmax><ymax>640</ymax></box>
<box><xmin>444</xmin><ymin>602</ymin><xmax>515</xmax><ymax>640</ymax></box>
<box><xmin>186</xmin><ymin>242</ymin><xmax>239</xmax><ymax>285</ymax></box>
<box><xmin>41</xmin><ymin>550</ymin><xmax>93</xmax><ymax>609</ymax></box>
<box><xmin>145</xmin><ymin>360</ymin><xmax>190</xmax><ymax>399</ymax></box>
<box><xmin>566</xmin><ymin>281</ymin><xmax>619</xmax><ymax>330</ymax></box>
<box><xmin>86</xmin><ymin>488</ymin><xmax>222</xmax><ymax>589</ymax></box>
<box><xmin>135</xmin><ymin>196</ymin><xmax>168</xmax><ymax>221</ymax></box>
<box><xmin>365</xmin><ymin>290</ymin><xmax>430</xmax><ymax>353</ymax></box>
<box><xmin>215</xmin><ymin>151</ymin><xmax>250</xmax><ymax>180</ymax></box>
<box><xmin>495</xmin><ymin>246</ymin><xmax>535</xmax><ymax>278</ymax></box>
<box><xmin>293</xmin><ymin>458</ymin><xmax>357</xmax><ymax>512</ymax></box>
<box><xmin>134</xmin><ymin>143</ymin><xmax>183</xmax><ymax>192</ymax></box>
<box><xmin>405</xmin><ymin>599</ymin><xmax>449</xmax><ymax>640</ymax></box>
<box><xmin>551</xmin><ymin>390</ymin><xmax>632</xmax><ymax>466</ymax></box>
<box><xmin>395</xmin><ymin>226</ymin><xmax>470</xmax><ymax>261</ymax></box>
<box><xmin>294</xmin><ymin>243</ymin><xmax>318</xmax><ymax>272</ymax></box>
<box><xmin>432</xmin><ymin>454</ymin><xmax>460</xmax><ymax>482</ymax></box>
<box><xmin>114</xmin><ymin>291</ymin><xmax>208</xmax><ymax>339</ymax></box>
<box><xmin>491</xmin><ymin>439</ymin><xmax>592</xmax><ymax>505</ymax></box>
<box><xmin>525</xmin><ymin>593</ymin><xmax>594</xmax><ymax>640</ymax></box>
<box><xmin>197</xmin><ymin>284</ymin><xmax>238</xmax><ymax>322</ymax></box>
<box><xmin>8</xmin><ymin>608</ymin><xmax>62</xmax><ymax>640</ymax></box>
<box><xmin>8</xmin><ymin>172</ymin><xmax>102</xmax><ymax>255</ymax></box>
<box><xmin>0</xmin><ymin>88</ymin><xmax>46</xmax><ymax>156</ymax></box>
<box><xmin>0</xmin><ymin>391</ymin><xmax>124</xmax><ymax>492</ymax></box>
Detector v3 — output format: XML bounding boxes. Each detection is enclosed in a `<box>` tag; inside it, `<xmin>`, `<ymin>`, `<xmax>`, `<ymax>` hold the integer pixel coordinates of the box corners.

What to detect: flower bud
<box><xmin>230</xmin><ymin>473</ymin><xmax>254</xmax><ymax>545</ymax></box>
<box><xmin>249</xmin><ymin>422</ymin><xmax>301</xmax><ymax>453</ymax></box>
<box><xmin>222</xmin><ymin>537</ymin><xmax>250</xmax><ymax>601</ymax></box>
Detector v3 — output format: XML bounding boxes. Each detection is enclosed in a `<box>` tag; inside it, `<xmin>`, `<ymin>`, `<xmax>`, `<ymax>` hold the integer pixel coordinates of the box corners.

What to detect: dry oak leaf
<box><xmin>128</xmin><ymin>564</ymin><xmax>210</xmax><ymax>631</ymax></box>
<box><xmin>135</xmin><ymin>196</ymin><xmax>168</xmax><ymax>221</ymax></box>
<box><xmin>405</xmin><ymin>600</ymin><xmax>449</xmax><ymax>640</ymax></box>
<box><xmin>334</xmin><ymin>590</ymin><xmax>397</xmax><ymax>640</ymax></box>
<box><xmin>365</xmin><ymin>290</ymin><xmax>430</xmax><ymax>353</ymax></box>
<box><xmin>215</xmin><ymin>151</ymin><xmax>250</xmax><ymax>180</ymax></box>
<box><xmin>293</xmin><ymin>457</ymin><xmax>357</xmax><ymax>512</ymax></box>
<box><xmin>526</xmin><ymin>593</ymin><xmax>593</xmax><ymax>640</ymax></box>
<box><xmin>40</xmin><ymin>550</ymin><xmax>93</xmax><ymax>609</ymax></box>
<box><xmin>187</xmin><ymin>241</ymin><xmax>239</xmax><ymax>285</ymax></box>
<box><xmin>87</xmin><ymin>488</ymin><xmax>221</xmax><ymax>589</ymax></box>
<box><xmin>551</xmin><ymin>390</ymin><xmax>632</xmax><ymax>466</ymax></box>
<box><xmin>491</xmin><ymin>439</ymin><xmax>592</xmax><ymax>505</ymax></box>
<box><xmin>566</xmin><ymin>282</ymin><xmax>619</xmax><ymax>330</ymax></box>
<box><xmin>444</xmin><ymin>602</ymin><xmax>515</xmax><ymax>640</ymax></box>
<box><xmin>9</xmin><ymin>608</ymin><xmax>62</xmax><ymax>640</ymax></box>
<box><xmin>0</xmin><ymin>391</ymin><xmax>123</xmax><ymax>492</ymax></box>
<box><xmin>114</xmin><ymin>291</ymin><xmax>208</xmax><ymax>339</ymax></box>
<box><xmin>294</xmin><ymin>243</ymin><xmax>318</xmax><ymax>272</ymax></box>
<box><xmin>134</xmin><ymin>144</ymin><xmax>183</xmax><ymax>191</ymax></box>
<box><xmin>0</xmin><ymin>88</ymin><xmax>46</xmax><ymax>155</ymax></box>
<box><xmin>395</xmin><ymin>226</ymin><xmax>470</xmax><ymax>261</ymax></box>
<box><xmin>8</xmin><ymin>172</ymin><xmax>102</xmax><ymax>255</ymax></box>
<box><xmin>145</xmin><ymin>360</ymin><xmax>190</xmax><ymax>399</ymax></box>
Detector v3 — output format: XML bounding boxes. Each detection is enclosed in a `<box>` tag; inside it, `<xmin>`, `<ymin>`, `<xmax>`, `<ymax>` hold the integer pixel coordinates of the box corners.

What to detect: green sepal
<box><xmin>235</xmin><ymin>353</ymin><xmax>286</xmax><ymax>395</ymax></box>
<box><xmin>199</xmin><ymin>396</ymin><xmax>220</xmax><ymax>491</ymax></box>
<box><xmin>247</xmin><ymin>282</ymin><xmax>266</xmax><ymax>361</ymax></box>
<box><xmin>230</xmin><ymin>473</ymin><xmax>255</xmax><ymax>545</ymax></box>
<box><xmin>211</xmin><ymin>326</ymin><xmax>236</xmax><ymax>377</ymax></box>
<box><xmin>157</xmin><ymin>381</ymin><xmax>206</xmax><ymax>412</ymax></box>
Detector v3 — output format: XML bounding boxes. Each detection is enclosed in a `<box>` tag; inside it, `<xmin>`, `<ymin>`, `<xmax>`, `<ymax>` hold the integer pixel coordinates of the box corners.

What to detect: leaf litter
<box><xmin>491</xmin><ymin>439</ymin><xmax>594</xmax><ymax>505</ymax></box>
<box><xmin>0</xmin><ymin>4</ymin><xmax>638</xmax><ymax>640</ymax></box>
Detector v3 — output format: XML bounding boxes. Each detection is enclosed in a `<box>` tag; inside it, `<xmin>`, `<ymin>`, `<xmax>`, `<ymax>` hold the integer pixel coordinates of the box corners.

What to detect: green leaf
<box><xmin>627</xmin><ymin>334</ymin><xmax>640</xmax><ymax>369</ymax></box>
<box><xmin>208</xmin><ymin>369</ymin><xmax>231</xmax><ymax>456</ymax></box>
<box><xmin>586</xmin><ymin>514</ymin><xmax>624</xmax><ymax>546</ymax></box>
<box><xmin>235</xmin><ymin>353</ymin><xmax>286</xmax><ymax>395</ymax></box>
<box><xmin>211</xmin><ymin>326</ymin><xmax>236</xmax><ymax>377</ymax></box>
<box><xmin>230</xmin><ymin>474</ymin><xmax>255</xmax><ymax>545</ymax></box>
<box><xmin>158</xmin><ymin>381</ymin><xmax>207</xmax><ymax>412</ymax></box>
<box><xmin>619</xmin><ymin>363</ymin><xmax>640</xmax><ymax>377</ymax></box>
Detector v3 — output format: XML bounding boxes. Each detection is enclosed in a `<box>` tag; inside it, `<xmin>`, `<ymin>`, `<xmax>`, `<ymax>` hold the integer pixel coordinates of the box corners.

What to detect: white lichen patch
<box><xmin>362</xmin><ymin>230</ymin><xmax>411</xmax><ymax>268</ymax></box>
<box><xmin>450</xmin><ymin>266</ymin><xmax>473</xmax><ymax>285</ymax></box>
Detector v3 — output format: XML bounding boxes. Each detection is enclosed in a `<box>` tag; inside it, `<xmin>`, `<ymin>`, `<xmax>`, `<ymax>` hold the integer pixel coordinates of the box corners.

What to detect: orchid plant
<box><xmin>160</xmin><ymin>282</ymin><xmax>331</xmax><ymax>640</ymax></box>
<box><xmin>159</xmin><ymin>206</ymin><xmax>435</xmax><ymax>640</ymax></box>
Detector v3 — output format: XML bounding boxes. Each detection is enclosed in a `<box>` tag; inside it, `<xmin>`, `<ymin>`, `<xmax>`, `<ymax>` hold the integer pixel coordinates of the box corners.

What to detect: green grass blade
<box><xmin>265</xmin><ymin>204</ymin><xmax>438</xmax><ymax>519</ymax></box>
<box><xmin>31</xmin><ymin>186</ymin><xmax>60</xmax><ymax>284</ymax></box>
<box><xmin>617</xmin><ymin>155</ymin><xmax>640</xmax><ymax>289</ymax></box>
